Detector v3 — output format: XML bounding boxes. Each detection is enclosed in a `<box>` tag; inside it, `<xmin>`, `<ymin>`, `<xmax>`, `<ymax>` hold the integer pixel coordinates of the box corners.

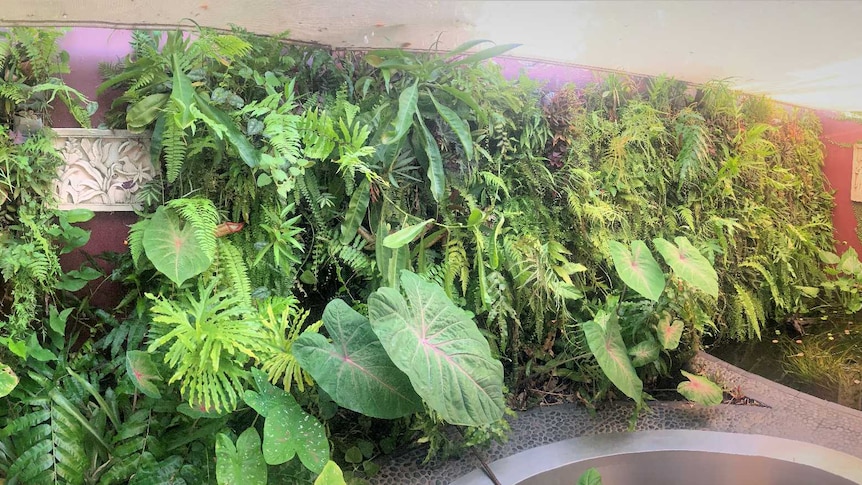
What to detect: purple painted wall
<box><xmin>54</xmin><ymin>29</ymin><xmax>133</xmax><ymax>308</ymax></box>
<box><xmin>54</xmin><ymin>28</ymin><xmax>133</xmax><ymax>128</ymax></box>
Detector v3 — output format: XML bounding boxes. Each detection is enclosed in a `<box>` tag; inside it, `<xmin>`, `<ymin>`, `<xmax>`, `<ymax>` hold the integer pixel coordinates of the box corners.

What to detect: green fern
<box><xmin>162</xmin><ymin>121</ymin><xmax>187</xmax><ymax>183</ymax></box>
<box><xmin>165</xmin><ymin>197</ymin><xmax>220</xmax><ymax>257</ymax></box>
<box><xmin>1</xmin><ymin>399</ymin><xmax>88</xmax><ymax>485</ymax></box>
<box><xmin>257</xmin><ymin>296</ymin><xmax>321</xmax><ymax>392</ymax></box>
<box><xmin>732</xmin><ymin>282</ymin><xmax>763</xmax><ymax>340</ymax></box>
<box><xmin>444</xmin><ymin>236</ymin><xmax>469</xmax><ymax>298</ymax></box>
<box><xmin>215</xmin><ymin>240</ymin><xmax>252</xmax><ymax>306</ymax></box>
<box><xmin>147</xmin><ymin>278</ymin><xmax>263</xmax><ymax>412</ymax></box>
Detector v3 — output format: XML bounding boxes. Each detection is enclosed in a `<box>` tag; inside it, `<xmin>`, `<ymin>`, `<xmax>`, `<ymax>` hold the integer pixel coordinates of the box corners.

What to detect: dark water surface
<box><xmin>708</xmin><ymin>315</ymin><xmax>862</xmax><ymax>411</ymax></box>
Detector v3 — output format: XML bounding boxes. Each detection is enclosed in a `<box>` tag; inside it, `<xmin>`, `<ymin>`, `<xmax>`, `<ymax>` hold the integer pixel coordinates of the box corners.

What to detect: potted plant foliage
<box><xmin>0</xmin><ymin>27</ymin><xmax>97</xmax><ymax>135</ymax></box>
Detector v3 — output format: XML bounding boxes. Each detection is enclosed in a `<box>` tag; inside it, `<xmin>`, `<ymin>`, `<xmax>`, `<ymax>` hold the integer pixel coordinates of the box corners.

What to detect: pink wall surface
<box><xmin>54</xmin><ymin>28</ymin><xmax>133</xmax><ymax>128</ymax></box>
<box><xmin>818</xmin><ymin>111</ymin><xmax>862</xmax><ymax>255</ymax></box>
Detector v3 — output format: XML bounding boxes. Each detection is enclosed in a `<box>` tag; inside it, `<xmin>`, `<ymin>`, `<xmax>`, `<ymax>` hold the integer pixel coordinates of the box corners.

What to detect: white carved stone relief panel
<box><xmin>853</xmin><ymin>143</ymin><xmax>862</xmax><ymax>203</ymax></box>
<box><xmin>53</xmin><ymin>129</ymin><xmax>155</xmax><ymax>211</ymax></box>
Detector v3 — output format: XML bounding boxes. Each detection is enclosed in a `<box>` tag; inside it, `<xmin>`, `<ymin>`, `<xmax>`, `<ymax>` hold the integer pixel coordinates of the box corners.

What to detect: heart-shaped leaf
<box><xmin>216</xmin><ymin>428</ymin><xmax>267</xmax><ymax>485</ymax></box>
<box><xmin>243</xmin><ymin>369</ymin><xmax>329</xmax><ymax>473</ymax></box>
<box><xmin>677</xmin><ymin>370</ymin><xmax>723</xmax><ymax>406</ymax></box>
<box><xmin>143</xmin><ymin>207</ymin><xmax>213</xmax><ymax>286</ymax></box>
<box><xmin>0</xmin><ymin>361</ymin><xmax>19</xmax><ymax>398</ymax></box>
<box><xmin>314</xmin><ymin>461</ymin><xmax>347</xmax><ymax>485</ymax></box>
<box><xmin>382</xmin><ymin>219</ymin><xmax>434</xmax><ymax>249</ymax></box>
<box><xmin>582</xmin><ymin>310</ymin><xmax>643</xmax><ymax>404</ymax></box>
<box><xmin>608</xmin><ymin>240</ymin><xmax>665</xmax><ymax>301</ymax></box>
<box><xmin>293</xmin><ymin>300</ymin><xmax>422</xmax><ymax>419</ymax></box>
<box><xmin>368</xmin><ymin>271</ymin><xmax>505</xmax><ymax>426</ymax></box>
<box><xmin>656</xmin><ymin>312</ymin><xmax>684</xmax><ymax>350</ymax></box>
<box><xmin>628</xmin><ymin>339</ymin><xmax>660</xmax><ymax>367</ymax></box>
<box><xmin>653</xmin><ymin>237</ymin><xmax>718</xmax><ymax>298</ymax></box>
<box><xmin>577</xmin><ymin>468</ymin><xmax>603</xmax><ymax>485</ymax></box>
<box><xmin>126</xmin><ymin>350</ymin><xmax>162</xmax><ymax>399</ymax></box>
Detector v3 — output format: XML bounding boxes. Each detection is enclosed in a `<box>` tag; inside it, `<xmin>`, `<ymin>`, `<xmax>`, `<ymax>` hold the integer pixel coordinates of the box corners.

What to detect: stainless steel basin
<box><xmin>451</xmin><ymin>430</ymin><xmax>862</xmax><ymax>485</ymax></box>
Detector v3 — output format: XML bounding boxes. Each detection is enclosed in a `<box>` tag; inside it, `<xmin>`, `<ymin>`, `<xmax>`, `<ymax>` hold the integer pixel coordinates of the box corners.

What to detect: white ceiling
<box><xmin>3</xmin><ymin>0</ymin><xmax>862</xmax><ymax>111</ymax></box>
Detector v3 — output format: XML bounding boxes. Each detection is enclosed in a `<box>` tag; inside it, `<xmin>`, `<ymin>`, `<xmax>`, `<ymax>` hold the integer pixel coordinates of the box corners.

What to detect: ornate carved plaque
<box><xmin>53</xmin><ymin>129</ymin><xmax>155</xmax><ymax>211</ymax></box>
<box><xmin>853</xmin><ymin>144</ymin><xmax>862</xmax><ymax>203</ymax></box>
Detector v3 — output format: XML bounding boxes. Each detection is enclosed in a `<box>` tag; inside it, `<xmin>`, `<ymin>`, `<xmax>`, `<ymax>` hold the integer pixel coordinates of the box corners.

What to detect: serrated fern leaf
<box><xmin>215</xmin><ymin>240</ymin><xmax>252</xmax><ymax>306</ymax></box>
<box><xmin>165</xmin><ymin>198</ymin><xmax>219</xmax><ymax>257</ymax></box>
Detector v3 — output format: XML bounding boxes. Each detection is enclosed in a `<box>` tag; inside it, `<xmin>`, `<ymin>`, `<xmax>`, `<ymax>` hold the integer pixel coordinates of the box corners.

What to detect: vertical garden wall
<box><xmin>1</xmin><ymin>26</ymin><xmax>861</xmax><ymax>485</ymax></box>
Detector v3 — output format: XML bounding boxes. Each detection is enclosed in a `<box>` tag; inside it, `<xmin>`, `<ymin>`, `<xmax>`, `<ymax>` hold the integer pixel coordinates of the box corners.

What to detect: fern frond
<box><xmin>216</xmin><ymin>239</ymin><xmax>252</xmax><ymax>306</ymax></box>
<box><xmin>166</xmin><ymin>198</ymin><xmax>220</xmax><ymax>256</ymax></box>
<box><xmin>741</xmin><ymin>259</ymin><xmax>786</xmax><ymax>311</ymax></box>
<box><xmin>147</xmin><ymin>278</ymin><xmax>263</xmax><ymax>412</ymax></box>
<box><xmin>732</xmin><ymin>282</ymin><xmax>763</xmax><ymax>340</ymax></box>
<box><xmin>127</xmin><ymin>218</ymin><xmax>149</xmax><ymax>267</ymax></box>
<box><xmin>162</xmin><ymin>121</ymin><xmax>187</xmax><ymax>183</ymax></box>
<box><xmin>444</xmin><ymin>236</ymin><xmax>469</xmax><ymax>298</ymax></box>
<box><xmin>258</xmin><ymin>296</ymin><xmax>322</xmax><ymax>392</ymax></box>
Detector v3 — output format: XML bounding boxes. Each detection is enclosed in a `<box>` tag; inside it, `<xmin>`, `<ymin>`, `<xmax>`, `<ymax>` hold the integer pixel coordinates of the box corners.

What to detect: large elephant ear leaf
<box><xmin>293</xmin><ymin>299</ymin><xmax>423</xmax><ymax>419</ymax></box>
<box><xmin>368</xmin><ymin>271</ymin><xmax>505</xmax><ymax>426</ymax></box>
<box><xmin>608</xmin><ymin>240</ymin><xmax>665</xmax><ymax>301</ymax></box>
<box><xmin>216</xmin><ymin>428</ymin><xmax>267</xmax><ymax>485</ymax></box>
<box><xmin>143</xmin><ymin>206</ymin><xmax>213</xmax><ymax>286</ymax></box>
<box><xmin>677</xmin><ymin>370</ymin><xmax>723</xmax><ymax>406</ymax></box>
<box><xmin>243</xmin><ymin>369</ymin><xmax>329</xmax><ymax>473</ymax></box>
<box><xmin>653</xmin><ymin>237</ymin><xmax>719</xmax><ymax>298</ymax></box>
<box><xmin>125</xmin><ymin>350</ymin><xmax>163</xmax><ymax>399</ymax></box>
<box><xmin>582</xmin><ymin>310</ymin><xmax>643</xmax><ymax>405</ymax></box>
<box><xmin>0</xmin><ymin>361</ymin><xmax>18</xmax><ymax>398</ymax></box>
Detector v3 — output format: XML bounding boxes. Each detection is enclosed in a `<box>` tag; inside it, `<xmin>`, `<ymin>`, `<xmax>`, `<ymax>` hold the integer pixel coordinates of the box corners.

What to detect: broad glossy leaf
<box><xmin>127</xmin><ymin>93</ymin><xmax>169</xmax><ymax>130</ymax></box>
<box><xmin>142</xmin><ymin>207</ymin><xmax>212</xmax><ymax>286</ymax></box>
<box><xmin>314</xmin><ymin>461</ymin><xmax>347</xmax><ymax>485</ymax></box>
<box><xmin>293</xmin><ymin>300</ymin><xmax>422</xmax><ymax>418</ymax></box>
<box><xmin>818</xmin><ymin>250</ymin><xmax>841</xmax><ymax>265</ymax></box>
<box><xmin>368</xmin><ymin>271</ymin><xmax>505</xmax><ymax>426</ymax></box>
<box><xmin>429</xmin><ymin>91</ymin><xmax>473</xmax><ymax>160</ymax></box>
<box><xmin>449</xmin><ymin>43</ymin><xmax>521</xmax><ymax>67</ymax></box>
<box><xmin>0</xmin><ymin>361</ymin><xmax>18</xmax><ymax>397</ymax></box>
<box><xmin>443</xmin><ymin>39</ymin><xmax>493</xmax><ymax>59</ymax></box>
<box><xmin>608</xmin><ymin>240</ymin><xmax>664</xmax><ymax>301</ymax></box>
<box><xmin>340</xmin><ymin>179</ymin><xmax>371</xmax><ymax>244</ymax></box>
<box><xmin>63</xmin><ymin>208</ymin><xmax>95</xmax><ymax>223</ymax></box>
<box><xmin>577</xmin><ymin>468</ymin><xmax>603</xmax><ymax>485</ymax></box>
<box><xmin>677</xmin><ymin>370</ymin><xmax>723</xmax><ymax>406</ymax></box>
<box><xmin>653</xmin><ymin>237</ymin><xmax>719</xmax><ymax>298</ymax></box>
<box><xmin>126</xmin><ymin>350</ymin><xmax>162</xmax><ymax>399</ymax></box>
<box><xmin>243</xmin><ymin>369</ymin><xmax>329</xmax><ymax>473</ymax></box>
<box><xmin>193</xmin><ymin>92</ymin><xmax>260</xmax><ymax>168</ymax></box>
<box><xmin>838</xmin><ymin>247</ymin><xmax>862</xmax><ymax>275</ymax></box>
<box><xmin>656</xmin><ymin>312</ymin><xmax>684</xmax><ymax>350</ymax></box>
<box><xmin>628</xmin><ymin>339</ymin><xmax>660</xmax><ymax>367</ymax></box>
<box><xmin>383</xmin><ymin>219</ymin><xmax>434</xmax><ymax>249</ymax></box>
<box><xmin>435</xmin><ymin>85</ymin><xmax>485</xmax><ymax>125</ymax></box>
<box><xmin>383</xmin><ymin>81</ymin><xmax>418</xmax><ymax>145</ymax></box>
<box><xmin>170</xmin><ymin>55</ymin><xmax>195</xmax><ymax>129</ymax></box>
<box><xmin>582</xmin><ymin>310</ymin><xmax>643</xmax><ymax>404</ymax></box>
<box><xmin>263</xmin><ymin>397</ymin><xmax>328</xmax><ymax>472</ymax></box>
<box><xmin>418</xmin><ymin>119</ymin><xmax>445</xmax><ymax>203</ymax></box>
<box><xmin>216</xmin><ymin>428</ymin><xmax>267</xmax><ymax>485</ymax></box>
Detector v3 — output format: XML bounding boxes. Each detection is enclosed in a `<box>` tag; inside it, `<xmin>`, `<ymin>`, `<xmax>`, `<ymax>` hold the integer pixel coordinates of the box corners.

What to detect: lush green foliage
<box><xmin>0</xmin><ymin>26</ymin><xmax>848</xmax><ymax>484</ymax></box>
